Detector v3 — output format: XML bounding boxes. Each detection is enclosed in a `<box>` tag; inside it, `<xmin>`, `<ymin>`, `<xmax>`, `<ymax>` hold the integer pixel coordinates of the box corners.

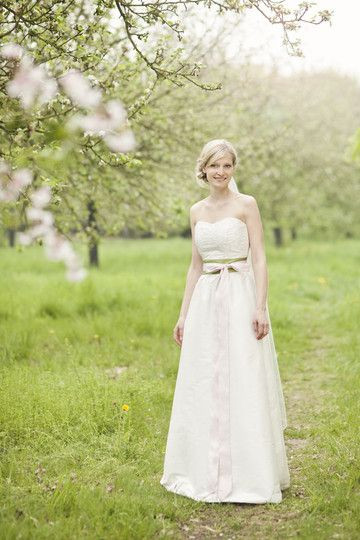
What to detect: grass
<box><xmin>0</xmin><ymin>237</ymin><xmax>359</xmax><ymax>539</ymax></box>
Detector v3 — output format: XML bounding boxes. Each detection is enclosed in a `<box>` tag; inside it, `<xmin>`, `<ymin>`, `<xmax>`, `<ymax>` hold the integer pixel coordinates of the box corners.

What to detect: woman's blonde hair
<box><xmin>195</xmin><ymin>139</ymin><xmax>237</xmax><ymax>188</ymax></box>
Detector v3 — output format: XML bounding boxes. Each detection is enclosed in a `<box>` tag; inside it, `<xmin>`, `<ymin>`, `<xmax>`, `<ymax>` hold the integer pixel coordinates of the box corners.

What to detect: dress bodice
<box><xmin>194</xmin><ymin>217</ymin><xmax>249</xmax><ymax>260</ymax></box>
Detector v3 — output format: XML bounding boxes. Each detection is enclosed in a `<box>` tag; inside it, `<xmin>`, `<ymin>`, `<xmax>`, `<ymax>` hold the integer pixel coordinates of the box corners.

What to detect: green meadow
<box><xmin>0</xmin><ymin>238</ymin><xmax>359</xmax><ymax>539</ymax></box>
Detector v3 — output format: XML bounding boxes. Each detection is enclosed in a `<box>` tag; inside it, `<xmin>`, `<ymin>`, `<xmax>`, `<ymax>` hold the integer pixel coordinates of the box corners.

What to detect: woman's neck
<box><xmin>207</xmin><ymin>187</ymin><xmax>234</xmax><ymax>203</ymax></box>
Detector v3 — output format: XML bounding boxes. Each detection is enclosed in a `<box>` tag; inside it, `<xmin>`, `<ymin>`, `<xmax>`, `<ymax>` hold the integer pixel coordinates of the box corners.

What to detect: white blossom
<box><xmin>66</xmin><ymin>266</ymin><xmax>87</xmax><ymax>282</ymax></box>
<box><xmin>0</xmin><ymin>167</ymin><xmax>33</xmax><ymax>201</ymax></box>
<box><xmin>44</xmin><ymin>233</ymin><xmax>76</xmax><ymax>263</ymax></box>
<box><xmin>0</xmin><ymin>43</ymin><xmax>24</xmax><ymax>60</ymax></box>
<box><xmin>17</xmin><ymin>232</ymin><xmax>32</xmax><ymax>246</ymax></box>
<box><xmin>26</xmin><ymin>207</ymin><xmax>54</xmax><ymax>227</ymax></box>
<box><xmin>14</xmin><ymin>183</ymin><xmax>87</xmax><ymax>282</ymax></box>
<box><xmin>69</xmin><ymin>99</ymin><xmax>127</xmax><ymax>134</ymax></box>
<box><xmin>6</xmin><ymin>55</ymin><xmax>58</xmax><ymax>110</ymax></box>
<box><xmin>12</xmin><ymin>168</ymin><xmax>33</xmax><ymax>189</ymax></box>
<box><xmin>104</xmin><ymin>130</ymin><xmax>136</xmax><ymax>153</ymax></box>
<box><xmin>0</xmin><ymin>161</ymin><xmax>11</xmax><ymax>175</ymax></box>
<box><xmin>59</xmin><ymin>70</ymin><xmax>102</xmax><ymax>108</ymax></box>
<box><xmin>30</xmin><ymin>185</ymin><xmax>52</xmax><ymax>208</ymax></box>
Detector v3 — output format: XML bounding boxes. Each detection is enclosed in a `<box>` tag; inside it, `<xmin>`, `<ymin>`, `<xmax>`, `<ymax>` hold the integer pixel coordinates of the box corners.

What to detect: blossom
<box><xmin>26</xmin><ymin>207</ymin><xmax>54</xmax><ymax>227</ymax></box>
<box><xmin>44</xmin><ymin>231</ymin><xmax>76</xmax><ymax>263</ymax></box>
<box><xmin>6</xmin><ymin>55</ymin><xmax>57</xmax><ymax>110</ymax></box>
<box><xmin>0</xmin><ymin>43</ymin><xmax>24</xmax><ymax>60</ymax></box>
<box><xmin>59</xmin><ymin>70</ymin><xmax>102</xmax><ymax>108</ymax></box>
<box><xmin>17</xmin><ymin>232</ymin><xmax>32</xmax><ymax>246</ymax></box>
<box><xmin>68</xmin><ymin>99</ymin><xmax>135</xmax><ymax>153</ymax></box>
<box><xmin>122</xmin><ymin>404</ymin><xmax>129</xmax><ymax>412</ymax></box>
<box><xmin>30</xmin><ymin>185</ymin><xmax>52</xmax><ymax>208</ymax></box>
<box><xmin>17</xmin><ymin>185</ymin><xmax>87</xmax><ymax>282</ymax></box>
<box><xmin>58</xmin><ymin>67</ymin><xmax>135</xmax><ymax>154</ymax></box>
<box><xmin>66</xmin><ymin>266</ymin><xmax>87</xmax><ymax>282</ymax></box>
<box><xmin>104</xmin><ymin>130</ymin><xmax>136</xmax><ymax>153</ymax></box>
<box><xmin>0</xmin><ymin>166</ymin><xmax>33</xmax><ymax>201</ymax></box>
<box><xmin>69</xmin><ymin>99</ymin><xmax>127</xmax><ymax>134</ymax></box>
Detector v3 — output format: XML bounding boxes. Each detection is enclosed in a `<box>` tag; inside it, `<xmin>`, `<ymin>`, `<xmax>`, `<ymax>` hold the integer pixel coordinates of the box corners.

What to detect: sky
<box><xmin>228</xmin><ymin>0</ymin><xmax>360</xmax><ymax>81</ymax></box>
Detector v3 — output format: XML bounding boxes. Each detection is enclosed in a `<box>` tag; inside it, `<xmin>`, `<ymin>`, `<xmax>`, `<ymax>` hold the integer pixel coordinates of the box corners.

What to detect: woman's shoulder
<box><xmin>233</xmin><ymin>192</ymin><xmax>256</xmax><ymax>204</ymax></box>
<box><xmin>233</xmin><ymin>193</ymin><xmax>258</xmax><ymax>213</ymax></box>
<box><xmin>190</xmin><ymin>198</ymin><xmax>207</xmax><ymax>215</ymax></box>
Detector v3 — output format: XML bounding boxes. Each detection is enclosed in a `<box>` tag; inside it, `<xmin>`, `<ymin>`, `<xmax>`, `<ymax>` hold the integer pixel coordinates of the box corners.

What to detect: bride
<box><xmin>160</xmin><ymin>139</ymin><xmax>290</xmax><ymax>504</ymax></box>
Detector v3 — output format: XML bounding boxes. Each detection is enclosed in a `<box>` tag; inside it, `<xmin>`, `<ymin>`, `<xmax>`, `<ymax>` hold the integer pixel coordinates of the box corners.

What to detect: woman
<box><xmin>160</xmin><ymin>139</ymin><xmax>290</xmax><ymax>503</ymax></box>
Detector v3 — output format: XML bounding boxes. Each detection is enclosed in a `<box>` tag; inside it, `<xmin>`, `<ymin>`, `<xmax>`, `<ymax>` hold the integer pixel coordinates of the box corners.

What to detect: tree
<box><xmin>0</xmin><ymin>1</ymin><xmax>331</xmax><ymax>265</ymax></box>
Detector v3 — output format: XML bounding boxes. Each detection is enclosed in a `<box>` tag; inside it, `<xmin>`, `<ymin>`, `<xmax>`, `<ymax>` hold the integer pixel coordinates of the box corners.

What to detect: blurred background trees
<box><xmin>1</xmin><ymin>0</ymin><xmax>358</xmax><ymax>266</ymax></box>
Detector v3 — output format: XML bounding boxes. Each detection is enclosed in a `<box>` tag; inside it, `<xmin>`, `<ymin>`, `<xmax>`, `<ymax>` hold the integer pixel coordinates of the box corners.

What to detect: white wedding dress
<box><xmin>160</xmin><ymin>216</ymin><xmax>290</xmax><ymax>503</ymax></box>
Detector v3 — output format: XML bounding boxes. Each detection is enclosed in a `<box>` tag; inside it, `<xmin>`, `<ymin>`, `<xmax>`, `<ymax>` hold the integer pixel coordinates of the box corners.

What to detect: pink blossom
<box><xmin>30</xmin><ymin>186</ymin><xmax>52</xmax><ymax>208</ymax></box>
<box><xmin>17</xmin><ymin>232</ymin><xmax>32</xmax><ymax>246</ymax></box>
<box><xmin>66</xmin><ymin>267</ymin><xmax>87</xmax><ymax>282</ymax></box>
<box><xmin>26</xmin><ymin>207</ymin><xmax>54</xmax><ymax>227</ymax></box>
<box><xmin>0</xmin><ymin>43</ymin><xmax>24</xmax><ymax>60</ymax></box>
<box><xmin>59</xmin><ymin>70</ymin><xmax>102</xmax><ymax>108</ymax></box>
<box><xmin>104</xmin><ymin>130</ymin><xmax>136</xmax><ymax>153</ymax></box>
<box><xmin>29</xmin><ymin>223</ymin><xmax>53</xmax><ymax>238</ymax></box>
<box><xmin>6</xmin><ymin>55</ymin><xmax>57</xmax><ymax>110</ymax></box>
<box><xmin>44</xmin><ymin>233</ymin><xmax>77</xmax><ymax>264</ymax></box>
<box><xmin>0</xmin><ymin>161</ymin><xmax>11</xmax><ymax>176</ymax></box>
<box><xmin>68</xmin><ymin>99</ymin><xmax>127</xmax><ymax>134</ymax></box>
<box><xmin>0</xmin><ymin>167</ymin><xmax>33</xmax><ymax>201</ymax></box>
<box><xmin>12</xmin><ymin>168</ymin><xmax>33</xmax><ymax>189</ymax></box>
<box><xmin>20</xmin><ymin>191</ymin><xmax>86</xmax><ymax>282</ymax></box>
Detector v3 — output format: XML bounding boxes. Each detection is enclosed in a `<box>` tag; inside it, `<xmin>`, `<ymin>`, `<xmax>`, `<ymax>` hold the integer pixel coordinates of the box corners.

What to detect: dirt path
<box><xmin>173</xmin><ymin>337</ymin><xmax>331</xmax><ymax>540</ymax></box>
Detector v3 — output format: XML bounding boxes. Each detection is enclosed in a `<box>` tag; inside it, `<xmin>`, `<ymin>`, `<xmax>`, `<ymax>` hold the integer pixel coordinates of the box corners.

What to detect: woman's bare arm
<box><xmin>244</xmin><ymin>196</ymin><xmax>270</xmax><ymax>339</ymax></box>
<box><xmin>178</xmin><ymin>205</ymin><xmax>203</xmax><ymax>320</ymax></box>
<box><xmin>173</xmin><ymin>205</ymin><xmax>203</xmax><ymax>346</ymax></box>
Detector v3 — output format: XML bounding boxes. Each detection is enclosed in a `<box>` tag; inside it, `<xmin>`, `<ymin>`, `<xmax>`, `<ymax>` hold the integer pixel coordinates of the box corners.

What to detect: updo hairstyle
<box><xmin>195</xmin><ymin>139</ymin><xmax>237</xmax><ymax>188</ymax></box>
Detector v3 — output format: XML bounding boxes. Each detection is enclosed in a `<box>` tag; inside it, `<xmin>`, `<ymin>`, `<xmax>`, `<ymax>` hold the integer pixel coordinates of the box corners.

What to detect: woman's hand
<box><xmin>252</xmin><ymin>308</ymin><xmax>269</xmax><ymax>340</ymax></box>
<box><xmin>173</xmin><ymin>316</ymin><xmax>185</xmax><ymax>347</ymax></box>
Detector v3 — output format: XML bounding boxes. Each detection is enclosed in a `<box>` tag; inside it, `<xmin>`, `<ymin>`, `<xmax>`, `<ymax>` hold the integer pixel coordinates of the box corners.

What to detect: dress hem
<box><xmin>160</xmin><ymin>477</ymin><xmax>290</xmax><ymax>504</ymax></box>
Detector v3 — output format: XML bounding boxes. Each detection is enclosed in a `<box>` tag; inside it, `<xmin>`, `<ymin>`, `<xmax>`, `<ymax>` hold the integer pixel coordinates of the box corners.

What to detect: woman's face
<box><xmin>203</xmin><ymin>152</ymin><xmax>234</xmax><ymax>187</ymax></box>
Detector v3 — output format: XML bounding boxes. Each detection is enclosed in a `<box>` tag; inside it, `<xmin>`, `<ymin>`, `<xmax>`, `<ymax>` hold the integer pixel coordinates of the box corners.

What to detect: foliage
<box><xmin>0</xmin><ymin>0</ymin><xmax>333</xmax><ymax>263</ymax></box>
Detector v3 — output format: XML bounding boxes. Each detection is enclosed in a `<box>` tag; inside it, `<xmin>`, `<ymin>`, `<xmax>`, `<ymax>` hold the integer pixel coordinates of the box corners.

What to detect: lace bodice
<box><xmin>194</xmin><ymin>217</ymin><xmax>249</xmax><ymax>260</ymax></box>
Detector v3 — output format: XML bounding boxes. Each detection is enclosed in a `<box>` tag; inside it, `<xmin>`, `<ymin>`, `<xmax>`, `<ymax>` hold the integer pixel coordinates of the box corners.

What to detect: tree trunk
<box><xmin>89</xmin><ymin>242</ymin><xmax>99</xmax><ymax>267</ymax></box>
<box><xmin>87</xmin><ymin>199</ymin><xmax>99</xmax><ymax>267</ymax></box>
<box><xmin>290</xmin><ymin>227</ymin><xmax>297</xmax><ymax>240</ymax></box>
<box><xmin>7</xmin><ymin>228</ymin><xmax>16</xmax><ymax>247</ymax></box>
<box><xmin>273</xmin><ymin>227</ymin><xmax>283</xmax><ymax>247</ymax></box>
